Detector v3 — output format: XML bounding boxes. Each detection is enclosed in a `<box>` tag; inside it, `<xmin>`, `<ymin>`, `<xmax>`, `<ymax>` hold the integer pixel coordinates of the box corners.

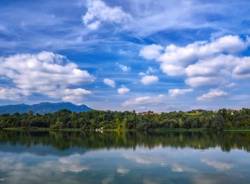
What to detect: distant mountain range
<box><xmin>0</xmin><ymin>102</ymin><xmax>92</xmax><ymax>114</ymax></box>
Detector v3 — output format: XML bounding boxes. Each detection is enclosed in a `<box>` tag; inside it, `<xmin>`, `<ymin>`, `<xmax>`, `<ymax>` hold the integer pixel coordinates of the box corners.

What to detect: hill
<box><xmin>0</xmin><ymin>102</ymin><xmax>92</xmax><ymax>114</ymax></box>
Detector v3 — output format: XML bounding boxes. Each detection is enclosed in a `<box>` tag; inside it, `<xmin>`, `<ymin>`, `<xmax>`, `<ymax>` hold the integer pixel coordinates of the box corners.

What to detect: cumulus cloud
<box><xmin>185</xmin><ymin>55</ymin><xmax>241</xmax><ymax>87</ymax></box>
<box><xmin>117</xmin><ymin>86</ymin><xmax>130</xmax><ymax>95</ymax></box>
<box><xmin>83</xmin><ymin>0</ymin><xmax>131</xmax><ymax>30</ymax></box>
<box><xmin>140</xmin><ymin>35</ymin><xmax>249</xmax><ymax>75</ymax></box>
<box><xmin>122</xmin><ymin>95</ymin><xmax>164</xmax><ymax>107</ymax></box>
<box><xmin>103</xmin><ymin>78</ymin><xmax>116</xmax><ymax>88</ymax></box>
<box><xmin>140</xmin><ymin>35</ymin><xmax>250</xmax><ymax>101</ymax></box>
<box><xmin>139</xmin><ymin>44</ymin><xmax>163</xmax><ymax>60</ymax></box>
<box><xmin>168</xmin><ymin>88</ymin><xmax>193</xmax><ymax>97</ymax></box>
<box><xmin>160</xmin><ymin>63</ymin><xmax>185</xmax><ymax>76</ymax></box>
<box><xmin>0</xmin><ymin>51</ymin><xmax>94</xmax><ymax>104</ymax></box>
<box><xmin>141</xmin><ymin>75</ymin><xmax>159</xmax><ymax>85</ymax></box>
<box><xmin>233</xmin><ymin>57</ymin><xmax>250</xmax><ymax>78</ymax></box>
<box><xmin>197</xmin><ymin>89</ymin><xmax>228</xmax><ymax>101</ymax></box>
<box><xmin>157</xmin><ymin>35</ymin><xmax>247</xmax><ymax>69</ymax></box>
<box><xmin>185</xmin><ymin>76</ymin><xmax>221</xmax><ymax>88</ymax></box>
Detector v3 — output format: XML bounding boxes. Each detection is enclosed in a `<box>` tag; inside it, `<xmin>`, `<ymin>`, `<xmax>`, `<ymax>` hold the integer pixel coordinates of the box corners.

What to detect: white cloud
<box><xmin>80</xmin><ymin>0</ymin><xmax>250</xmax><ymax>38</ymax></box>
<box><xmin>185</xmin><ymin>54</ymin><xmax>250</xmax><ymax>88</ymax></box>
<box><xmin>233</xmin><ymin>57</ymin><xmax>250</xmax><ymax>78</ymax></box>
<box><xmin>185</xmin><ymin>76</ymin><xmax>221</xmax><ymax>88</ymax></box>
<box><xmin>186</xmin><ymin>63</ymin><xmax>217</xmax><ymax>77</ymax></box>
<box><xmin>168</xmin><ymin>88</ymin><xmax>193</xmax><ymax>97</ymax></box>
<box><xmin>140</xmin><ymin>35</ymin><xmax>249</xmax><ymax>77</ymax></box>
<box><xmin>186</xmin><ymin>54</ymin><xmax>237</xmax><ymax>77</ymax></box>
<box><xmin>158</xmin><ymin>35</ymin><xmax>247</xmax><ymax>68</ymax></box>
<box><xmin>86</xmin><ymin>20</ymin><xmax>101</xmax><ymax>30</ymax></box>
<box><xmin>117</xmin><ymin>87</ymin><xmax>130</xmax><ymax>95</ymax></box>
<box><xmin>58</xmin><ymin>155</ymin><xmax>89</xmax><ymax>173</ymax></box>
<box><xmin>160</xmin><ymin>63</ymin><xmax>185</xmax><ymax>76</ymax></box>
<box><xmin>0</xmin><ymin>88</ymin><xmax>27</xmax><ymax>101</ymax></box>
<box><xmin>116</xmin><ymin>167</ymin><xmax>129</xmax><ymax>175</ymax></box>
<box><xmin>201</xmin><ymin>159</ymin><xmax>233</xmax><ymax>171</ymax></box>
<box><xmin>122</xmin><ymin>95</ymin><xmax>164</xmax><ymax>107</ymax></box>
<box><xmin>0</xmin><ymin>153</ymin><xmax>91</xmax><ymax>184</ymax></box>
<box><xmin>139</xmin><ymin>44</ymin><xmax>163</xmax><ymax>60</ymax></box>
<box><xmin>125</xmin><ymin>155</ymin><xmax>153</xmax><ymax>165</ymax></box>
<box><xmin>197</xmin><ymin>89</ymin><xmax>228</xmax><ymax>101</ymax></box>
<box><xmin>62</xmin><ymin>88</ymin><xmax>92</xmax><ymax>104</ymax></box>
<box><xmin>123</xmin><ymin>153</ymin><xmax>166</xmax><ymax>165</ymax></box>
<box><xmin>184</xmin><ymin>55</ymin><xmax>240</xmax><ymax>87</ymax></box>
<box><xmin>171</xmin><ymin>163</ymin><xmax>197</xmax><ymax>173</ymax></box>
<box><xmin>83</xmin><ymin>0</ymin><xmax>131</xmax><ymax>30</ymax></box>
<box><xmin>139</xmin><ymin>35</ymin><xmax>250</xmax><ymax>101</ymax></box>
<box><xmin>103</xmin><ymin>78</ymin><xmax>116</xmax><ymax>88</ymax></box>
<box><xmin>116</xmin><ymin>63</ymin><xmax>130</xmax><ymax>72</ymax></box>
<box><xmin>0</xmin><ymin>51</ymin><xmax>94</xmax><ymax>104</ymax></box>
<box><xmin>141</xmin><ymin>75</ymin><xmax>159</xmax><ymax>85</ymax></box>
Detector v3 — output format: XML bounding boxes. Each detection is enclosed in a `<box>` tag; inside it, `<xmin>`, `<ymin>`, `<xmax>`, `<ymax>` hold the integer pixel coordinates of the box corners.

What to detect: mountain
<box><xmin>0</xmin><ymin>102</ymin><xmax>92</xmax><ymax>114</ymax></box>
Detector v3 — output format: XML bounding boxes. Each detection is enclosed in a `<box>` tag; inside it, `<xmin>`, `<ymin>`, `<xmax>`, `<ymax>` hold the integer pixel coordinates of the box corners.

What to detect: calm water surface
<box><xmin>0</xmin><ymin>131</ymin><xmax>250</xmax><ymax>184</ymax></box>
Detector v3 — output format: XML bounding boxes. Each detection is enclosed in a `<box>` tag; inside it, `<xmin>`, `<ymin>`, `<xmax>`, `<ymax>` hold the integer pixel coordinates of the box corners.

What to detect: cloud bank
<box><xmin>140</xmin><ymin>35</ymin><xmax>250</xmax><ymax>102</ymax></box>
<box><xmin>0</xmin><ymin>51</ymin><xmax>94</xmax><ymax>104</ymax></box>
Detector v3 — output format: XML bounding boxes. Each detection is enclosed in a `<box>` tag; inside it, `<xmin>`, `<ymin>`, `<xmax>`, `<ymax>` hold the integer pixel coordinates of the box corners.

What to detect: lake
<box><xmin>0</xmin><ymin>131</ymin><xmax>250</xmax><ymax>184</ymax></box>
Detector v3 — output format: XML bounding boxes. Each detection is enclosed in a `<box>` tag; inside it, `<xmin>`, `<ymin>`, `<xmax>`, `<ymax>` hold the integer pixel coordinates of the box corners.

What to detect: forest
<box><xmin>0</xmin><ymin>108</ymin><xmax>250</xmax><ymax>131</ymax></box>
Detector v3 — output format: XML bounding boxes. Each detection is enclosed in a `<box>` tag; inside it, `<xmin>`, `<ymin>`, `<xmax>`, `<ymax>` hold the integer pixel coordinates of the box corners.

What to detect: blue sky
<box><xmin>0</xmin><ymin>0</ymin><xmax>250</xmax><ymax>111</ymax></box>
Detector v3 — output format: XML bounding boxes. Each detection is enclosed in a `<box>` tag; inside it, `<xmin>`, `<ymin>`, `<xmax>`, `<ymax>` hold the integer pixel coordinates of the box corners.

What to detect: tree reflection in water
<box><xmin>0</xmin><ymin>130</ymin><xmax>250</xmax><ymax>152</ymax></box>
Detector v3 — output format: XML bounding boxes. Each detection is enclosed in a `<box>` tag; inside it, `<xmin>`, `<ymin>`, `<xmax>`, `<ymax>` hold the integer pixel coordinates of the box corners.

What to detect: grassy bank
<box><xmin>2</xmin><ymin>127</ymin><xmax>250</xmax><ymax>133</ymax></box>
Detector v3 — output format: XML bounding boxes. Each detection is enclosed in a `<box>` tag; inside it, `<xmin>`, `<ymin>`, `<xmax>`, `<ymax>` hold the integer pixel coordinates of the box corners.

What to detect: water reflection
<box><xmin>1</xmin><ymin>131</ymin><xmax>250</xmax><ymax>152</ymax></box>
<box><xmin>0</xmin><ymin>131</ymin><xmax>250</xmax><ymax>184</ymax></box>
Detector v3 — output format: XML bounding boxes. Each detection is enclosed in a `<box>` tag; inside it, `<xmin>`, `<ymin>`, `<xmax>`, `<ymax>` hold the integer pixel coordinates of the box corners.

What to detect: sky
<box><xmin>0</xmin><ymin>0</ymin><xmax>250</xmax><ymax>111</ymax></box>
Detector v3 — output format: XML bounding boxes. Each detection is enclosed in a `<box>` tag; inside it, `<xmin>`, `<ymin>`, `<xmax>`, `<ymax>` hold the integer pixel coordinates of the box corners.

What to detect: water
<box><xmin>0</xmin><ymin>131</ymin><xmax>250</xmax><ymax>184</ymax></box>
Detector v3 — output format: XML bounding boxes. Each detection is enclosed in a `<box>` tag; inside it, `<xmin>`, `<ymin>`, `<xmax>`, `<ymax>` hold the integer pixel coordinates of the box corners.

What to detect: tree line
<box><xmin>0</xmin><ymin>108</ymin><xmax>250</xmax><ymax>130</ymax></box>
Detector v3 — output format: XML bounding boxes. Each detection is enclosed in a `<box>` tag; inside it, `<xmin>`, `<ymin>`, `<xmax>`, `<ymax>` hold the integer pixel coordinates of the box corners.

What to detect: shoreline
<box><xmin>2</xmin><ymin>127</ymin><xmax>250</xmax><ymax>132</ymax></box>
